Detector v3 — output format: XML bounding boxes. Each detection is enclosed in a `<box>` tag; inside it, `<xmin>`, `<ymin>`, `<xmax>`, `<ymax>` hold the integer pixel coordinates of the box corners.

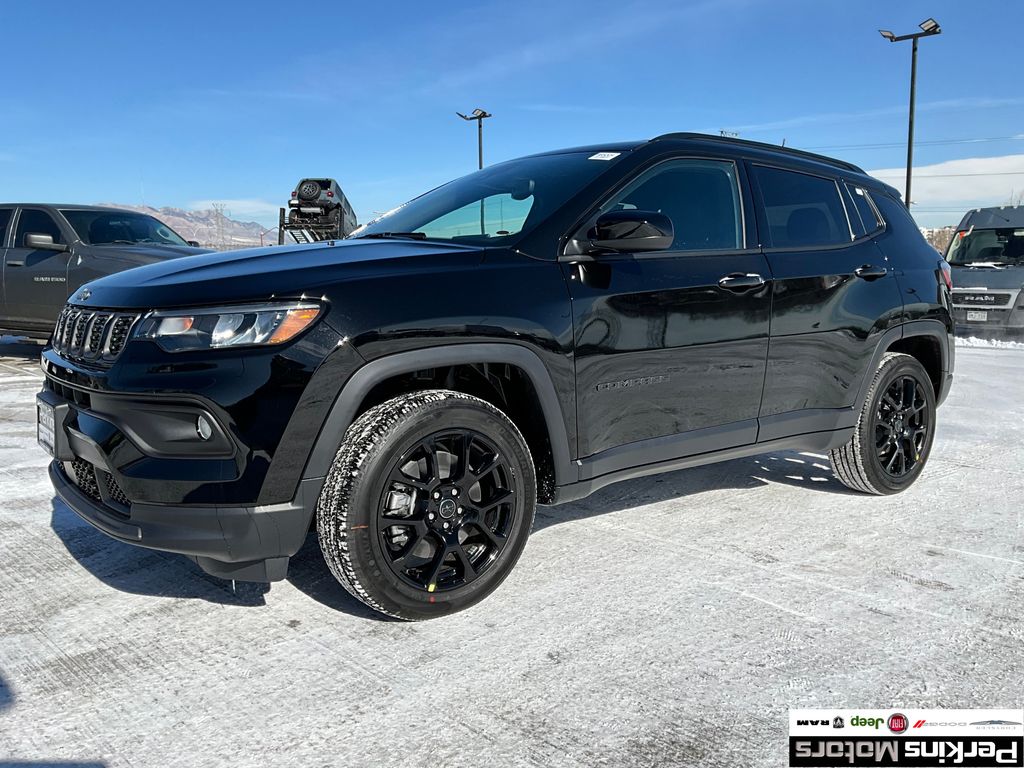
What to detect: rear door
<box><xmin>565</xmin><ymin>156</ymin><xmax>772</xmax><ymax>474</ymax></box>
<box><xmin>4</xmin><ymin>208</ymin><xmax>74</xmax><ymax>332</ymax></box>
<box><xmin>749</xmin><ymin>164</ymin><xmax>904</xmax><ymax>440</ymax></box>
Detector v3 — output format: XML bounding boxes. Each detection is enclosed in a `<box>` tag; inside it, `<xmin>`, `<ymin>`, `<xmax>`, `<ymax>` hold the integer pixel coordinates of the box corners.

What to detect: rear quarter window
<box><xmin>846</xmin><ymin>184</ymin><xmax>884</xmax><ymax>236</ymax></box>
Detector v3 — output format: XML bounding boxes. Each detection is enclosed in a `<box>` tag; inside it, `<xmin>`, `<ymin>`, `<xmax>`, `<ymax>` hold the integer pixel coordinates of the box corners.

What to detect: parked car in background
<box><xmin>287</xmin><ymin>178</ymin><xmax>357</xmax><ymax>235</ymax></box>
<box><xmin>945</xmin><ymin>206</ymin><xmax>1024</xmax><ymax>337</ymax></box>
<box><xmin>0</xmin><ymin>204</ymin><xmax>210</xmax><ymax>339</ymax></box>
<box><xmin>39</xmin><ymin>134</ymin><xmax>953</xmax><ymax>620</ymax></box>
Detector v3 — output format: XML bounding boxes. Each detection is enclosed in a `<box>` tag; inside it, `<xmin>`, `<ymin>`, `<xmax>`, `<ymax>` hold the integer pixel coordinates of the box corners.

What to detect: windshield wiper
<box><xmin>357</xmin><ymin>232</ymin><xmax>428</xmax><ymax>240</ymax></box>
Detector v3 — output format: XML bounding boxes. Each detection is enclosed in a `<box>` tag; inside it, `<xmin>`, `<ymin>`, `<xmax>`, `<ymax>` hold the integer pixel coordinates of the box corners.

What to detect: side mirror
<box><xmin>587</xmin><ymin>210</ymin><xmax>674</xmax><ymax>253</ymax></box>
<box><xmin>25</xmin><ymin>233</ymin><xmax>69</xmax><ymax>252</ymax></box>
<box><xmin>187</xmin><ymin>240</ymin><xmax>201</xmax><ymax>247</ymax></box>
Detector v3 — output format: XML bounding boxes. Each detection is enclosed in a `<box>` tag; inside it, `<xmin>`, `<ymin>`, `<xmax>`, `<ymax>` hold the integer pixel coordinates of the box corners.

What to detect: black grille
<box><xmin>954</xmin><ymin>291</ymin><xmax>1012</xmax><ymax>307</ymax></box>
<box><xmin>71</xmin><ymin>458</ymin><xmax>101</xmax><ymax>502</ymax></box>
<box><xmin>52</xmin><ymin>305</ymin><xmax>140</xmax><ymax>364</ymax></box>
<box><xmin>98</xmin><ymin>469</ymin><xmax>132</xmax><ymax>509</ymax></box>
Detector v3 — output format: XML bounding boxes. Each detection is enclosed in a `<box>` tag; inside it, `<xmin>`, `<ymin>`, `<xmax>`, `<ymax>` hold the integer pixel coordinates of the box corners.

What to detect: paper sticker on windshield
<box><xmin>588</xmin><ymin>152</ymin><xmax>621</xmax><ymax>161</ymax></box>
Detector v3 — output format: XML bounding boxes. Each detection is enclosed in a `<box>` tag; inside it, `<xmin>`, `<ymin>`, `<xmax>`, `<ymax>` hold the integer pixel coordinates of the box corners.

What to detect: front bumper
<box><xmin>50</xmin><ymin>460</ymin><xmax>317</xmax><ymax>581</ymax></box>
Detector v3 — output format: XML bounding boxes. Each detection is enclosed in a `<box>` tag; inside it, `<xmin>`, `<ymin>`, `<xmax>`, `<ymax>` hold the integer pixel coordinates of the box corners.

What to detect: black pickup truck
<box><xmin>0</xmin><ymin>204</ymin><xmax>209</xmax><ymax>339</ymax></box>
<box><xmin>38</xmin><ymin>134</ymin><xmax>954</xmax><ymax>620</ymax></box>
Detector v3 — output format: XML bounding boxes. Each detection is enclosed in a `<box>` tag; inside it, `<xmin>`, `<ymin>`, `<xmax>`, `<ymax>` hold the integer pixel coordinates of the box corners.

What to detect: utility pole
<box><xmin>457</xmin><ymin>108</ymin><xmax>493</xmax><ymax>234</ymax></box>
<box><xmin>879</xmin><ymin>18</ymin><xmax>942</xmax><ymax>208</ymax></box>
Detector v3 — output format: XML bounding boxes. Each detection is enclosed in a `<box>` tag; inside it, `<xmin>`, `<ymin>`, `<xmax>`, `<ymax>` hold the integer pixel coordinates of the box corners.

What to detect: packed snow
<box><xmin>0</xmin><ymin>342</ymin><xmax>1021</xmax><ymax>767</ymax></box>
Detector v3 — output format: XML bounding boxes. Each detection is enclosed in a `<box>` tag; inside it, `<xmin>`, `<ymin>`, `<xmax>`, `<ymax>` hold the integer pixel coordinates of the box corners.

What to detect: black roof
<box><xmin>519</xmin><ymin>132</ymin><xmax>892</xmax><ymax>194</ymax></box>
<box><xmin>956</xmin><ymin>206</ymin><xmax>1024</xmax><ymax>229</ymax></box>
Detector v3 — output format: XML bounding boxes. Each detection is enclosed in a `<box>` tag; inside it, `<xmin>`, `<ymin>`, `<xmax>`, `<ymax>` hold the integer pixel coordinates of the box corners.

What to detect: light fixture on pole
<box><xmin>457</xmin><ymin>108</ymin><xmax>493</xmax><ymax>234</ymax></box>
<box><xmin>878</xmin><ymin>18</ymin><xmax>942</xmax><ymax>208</ymax></box>
<box><xmin>456</xmin><ymin>108</ymin><xmax>493</xmax><ymax>170</ymax></box>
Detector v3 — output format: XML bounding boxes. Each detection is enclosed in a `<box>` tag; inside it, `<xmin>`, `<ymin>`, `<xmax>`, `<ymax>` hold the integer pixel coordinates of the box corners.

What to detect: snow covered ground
<box><xmin>0</xmin><ymin>341</ymin><xmax>1021</xmax><ymax>767</ymax></box>
<box><xmin>956</xmin><ymin>334</ymin><xmax>1024</xmax><ymax>350</ymax></box>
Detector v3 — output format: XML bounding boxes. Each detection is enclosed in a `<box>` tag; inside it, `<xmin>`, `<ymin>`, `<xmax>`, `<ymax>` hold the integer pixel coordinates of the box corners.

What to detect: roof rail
<box><xmin>652</xmin><ymin>132</ymin><xmax>866</xmax><ymax>174</ymax></box>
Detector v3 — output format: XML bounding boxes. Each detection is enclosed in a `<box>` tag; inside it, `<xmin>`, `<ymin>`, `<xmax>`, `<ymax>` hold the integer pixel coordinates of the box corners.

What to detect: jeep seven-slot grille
<box><xmin>52</xmin><ymin>305</ymin><xmax>141</xmax><ymax>363</ymax></box>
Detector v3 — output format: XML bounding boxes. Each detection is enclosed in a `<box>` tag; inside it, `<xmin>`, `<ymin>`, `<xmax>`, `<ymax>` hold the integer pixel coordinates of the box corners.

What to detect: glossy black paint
<box><xmin>40</xmin><ymin>133</ymin><xmax>954</xmax><ymax>577</ymax></box>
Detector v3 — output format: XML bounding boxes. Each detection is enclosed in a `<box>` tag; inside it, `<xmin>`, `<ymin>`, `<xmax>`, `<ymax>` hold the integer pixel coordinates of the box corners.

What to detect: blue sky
<box><xmin>1</xmin><ymin>0</ymin><xmax>1021</xmax><ymax>228</ymax></box>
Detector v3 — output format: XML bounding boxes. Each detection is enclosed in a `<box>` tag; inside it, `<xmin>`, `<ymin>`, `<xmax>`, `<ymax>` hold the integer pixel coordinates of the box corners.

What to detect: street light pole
<box><xmin>457</xmin><ymin>108</ymin><xmax>492</xmax><ymax>170</ymax></box>
<box><xmin>457</xmin><ymin>108</ymin><xmax>493</xmax><ymax>233</ymax></box>
<box><xmin>879</xmin><ymin>18</ymin><xmax>941</xmax><ymax>209</ymax></box>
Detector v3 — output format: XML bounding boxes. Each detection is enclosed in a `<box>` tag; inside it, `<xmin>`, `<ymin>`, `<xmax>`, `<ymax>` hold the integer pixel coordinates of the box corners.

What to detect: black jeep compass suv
<box><xmin>39</xmin><ymin>134</ymin><xmax>954</xmax><ymax>620</ymax></box>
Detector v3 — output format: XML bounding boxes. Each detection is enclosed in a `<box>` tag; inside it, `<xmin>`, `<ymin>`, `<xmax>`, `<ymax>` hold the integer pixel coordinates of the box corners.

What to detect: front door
<box><xmin>0</xmin><ymin>208</ymin><xmax>13</xmax><ymax>323</ymax></box>
<box><xmin>563</xmin><ymin>157</ymin><xmax>772</xmax><ymax>475</ymax></box>
<box><xmin>747</xmin><ymin>163</ymin><xmax>904</xmax><ymax>440</ymax></box>
<box><xmin>4</xmin><ymin>208</ymin><xmax>74</xmax><ymax>332</ymax></box>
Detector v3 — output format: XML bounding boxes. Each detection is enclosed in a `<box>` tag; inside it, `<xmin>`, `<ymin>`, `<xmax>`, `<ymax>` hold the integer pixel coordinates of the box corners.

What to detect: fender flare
<box><xmin>301</xmin><ymin>342</ymin><xmax>576</xmax><ymax>487</ymax></box>
<box><xmin>854</xmin><ymin>320</ymin><xmax>952</xmax><ymax>410</ymax></box>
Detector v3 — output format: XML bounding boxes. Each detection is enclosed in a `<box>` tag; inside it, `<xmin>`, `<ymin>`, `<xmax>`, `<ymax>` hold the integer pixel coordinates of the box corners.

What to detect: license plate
<box><xmin>967</xmin><ymin>310</ymin><xmax>988</xmax><ymax>322</ymax></box>
<box><xmin>37</xmin><ymin>401</ymin><xmax>55</xmax><ymax>457</ymax></box>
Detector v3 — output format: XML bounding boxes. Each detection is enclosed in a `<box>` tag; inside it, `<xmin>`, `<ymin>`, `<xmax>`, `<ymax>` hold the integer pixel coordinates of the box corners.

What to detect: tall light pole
<box><xmin>456</xmin><ymin>108</ymin><xmax>492</xmax><ymax>169</ymax></box>
<box><xmin>879</xmin><ymin>18</ymin><xmax>942</xmax><ymax>208</ymax></box>
<box><xmin>457</xmin><ymin>108</ymin><xmax>493</xmax><ymax>234</ymax></box>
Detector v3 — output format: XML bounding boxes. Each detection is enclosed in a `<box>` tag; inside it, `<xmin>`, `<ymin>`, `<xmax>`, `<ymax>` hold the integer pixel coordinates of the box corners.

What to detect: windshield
<box><xmin>61</xmin><ymin>209</ymin><xmax>190</xmax><ymax>246</ymax></box>
<box><xmin>351</xmin><ymin>151</ymin><xmax>624</xmax><ymax>245</ymax></box>
<box><xmin>946</xmin><ymin>227</ymin><xmax>1024</xmax><ymax>266</ymax></box>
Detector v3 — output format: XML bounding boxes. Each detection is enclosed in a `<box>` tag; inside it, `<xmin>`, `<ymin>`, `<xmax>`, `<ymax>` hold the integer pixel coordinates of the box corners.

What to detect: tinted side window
<box><xmin>753</xmin><ymin>166</ymin><xmax>851</xmax><ymax>248</ymax></box>
<box><xmin>600</xmin><ymin>159</ymin><xmax>743</xmax><ymax>251</ymax></box>
<box><xmin>847</xmin><ymin>184</ymin><xmax>883</xmax><ymax>235</ymax></box>
<box><xmin>15</xmin><ymin>209</ymin><xmax>64</xmax><ymax>246</ymax></box>
<box><xmin>0</xmin><ymin>209</ymin><xmax>12</xmax><ymax>246</ymax></box>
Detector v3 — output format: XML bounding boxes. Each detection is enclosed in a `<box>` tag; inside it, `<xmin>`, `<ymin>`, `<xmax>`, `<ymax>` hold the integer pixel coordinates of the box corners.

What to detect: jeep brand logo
<box><xmin>76</xmin><ymin>289</ymin><xmax>91</xmax><ymax>302</ymax></box>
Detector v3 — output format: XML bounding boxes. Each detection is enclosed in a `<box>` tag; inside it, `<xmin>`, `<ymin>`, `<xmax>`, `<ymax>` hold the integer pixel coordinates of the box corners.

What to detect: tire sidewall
<box><xmin>330</xmin><ymin>397</ymin><xmax>535</xmax><ymax>620</ymax></box>
<box><xmin>860</xmin><ymin>357</ymin><xmax>937</xmax><ymax>493</ymax></box>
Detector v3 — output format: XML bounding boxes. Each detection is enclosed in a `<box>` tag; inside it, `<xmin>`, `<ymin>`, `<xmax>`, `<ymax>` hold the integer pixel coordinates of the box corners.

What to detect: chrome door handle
<box><xmin>718</xmin><ymin>273</ymin><xmax>766</xmax><ymax>292</ymax></box>
<box><xmin>854</xmin><ymin>264</ymin><xmax>888</xmax><ymax>281</ymax></box>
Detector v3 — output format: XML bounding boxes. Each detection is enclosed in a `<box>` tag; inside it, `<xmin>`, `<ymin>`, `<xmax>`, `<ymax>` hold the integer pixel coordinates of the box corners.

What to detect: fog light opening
<box><xmin>196</xmin><ymin>415</ymin><xmax>213</xmax><ymax>441</ymax></box>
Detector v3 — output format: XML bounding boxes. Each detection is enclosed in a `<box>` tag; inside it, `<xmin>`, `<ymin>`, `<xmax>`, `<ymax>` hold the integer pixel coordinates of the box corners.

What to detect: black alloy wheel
<box><xmin>830</xmin><ymin>352</ymin><xmax>937</xmax><ymax>495</ymax></box>
<box><xmin>317</xmin><ymin>390</ymin><xmax>536</xmax><ymax>620</ymax></box>
<box><xmin>873</xmin><ymin>375</ymin><xmax>930</xmax><ymax>478</ymax></box>
<box><xmin>378</xmin><ymin>430</ymin><xmax>517</xmax><ymax>593</ymax></box>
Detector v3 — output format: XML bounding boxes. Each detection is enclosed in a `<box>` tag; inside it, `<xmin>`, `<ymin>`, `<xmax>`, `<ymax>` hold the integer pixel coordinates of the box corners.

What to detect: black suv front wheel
<box><xmin>317</xmin><ymin>390</ymin><xmax>536</xmax><ymax>620</ymax></box>
<box><xmin>830</xmin><ymin>352</ymin><xmax>937</xmax><ymax>495</ymax></box>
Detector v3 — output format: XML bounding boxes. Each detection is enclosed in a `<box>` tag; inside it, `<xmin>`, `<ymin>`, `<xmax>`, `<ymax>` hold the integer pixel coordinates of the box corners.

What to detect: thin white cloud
<box><xmin>188</xmin><ymin>198</ymin><xmax>281</xmax><ymax>221</ymax></box>
<box><xmin>718</xmin><ymin>97</ymin><xmax>1024</xmax><ymax>136</ymax></box>
<box><xmin>868</xmin><ymin>154</ymin><xmax>1024</xmax><ymax>207</ymax></box>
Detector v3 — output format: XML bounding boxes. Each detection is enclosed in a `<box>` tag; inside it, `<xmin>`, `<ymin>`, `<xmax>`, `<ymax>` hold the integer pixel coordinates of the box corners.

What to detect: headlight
<box><xmin>135</xmin><ymin>301</ymin><xmax>323</xmax><ymax>352</ymax></box>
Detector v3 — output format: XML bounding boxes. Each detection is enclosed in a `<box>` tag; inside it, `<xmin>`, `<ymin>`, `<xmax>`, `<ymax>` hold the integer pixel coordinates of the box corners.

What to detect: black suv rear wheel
<box><xmin>316</xmin><ymin>390</ymin><xmax>536</xmax><ymax>620</ymax></box>
<box><xmin>830</xmin><ymin>352</ymin><xmax>937</xmax><ymax>494</ymax></box>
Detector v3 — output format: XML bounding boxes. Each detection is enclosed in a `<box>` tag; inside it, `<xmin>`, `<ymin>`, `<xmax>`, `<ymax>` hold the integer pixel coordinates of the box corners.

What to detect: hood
<box><xmin>71</xmin><ymin>238</ymin><xmax>484</xmax><ymax>309</ymax></box>
<box><xmin>951</xmin><ymin>263</ymin><xmax>1024</xmax><ymax>290</ymax></box>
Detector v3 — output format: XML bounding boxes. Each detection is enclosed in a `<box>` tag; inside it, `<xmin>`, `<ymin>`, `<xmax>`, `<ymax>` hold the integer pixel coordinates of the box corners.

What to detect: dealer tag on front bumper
<box><xmin>37</xmin><ymin>399</ymin><xmax>56</xmax><ymax>457</ymax></box>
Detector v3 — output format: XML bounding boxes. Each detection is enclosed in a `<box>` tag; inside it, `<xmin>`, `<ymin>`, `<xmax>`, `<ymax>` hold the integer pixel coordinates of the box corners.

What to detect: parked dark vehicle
<box><xmin>0</xmin><ymin>204</ymin><xmax>210</xmax><ymax>339</ymax></box>
<box><xmin>945</xmin><ymin>206</ymin><xmax>1024</xmax><ymax>337</ymax></box>
<box><xmin>288</xmin><ymin>178</ymin><xmax>357</xmax><ymax>235</ymax></box>
<box><xmin>39</xmin><ymin>134</ymin><xmax>954</xmax><ymax>620</ymax></box>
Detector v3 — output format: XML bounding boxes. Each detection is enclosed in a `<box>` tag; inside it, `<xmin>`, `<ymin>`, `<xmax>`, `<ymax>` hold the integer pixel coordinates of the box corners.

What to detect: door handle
<box><xmin>718</xmin><ymin>273</ymin><xmax>766</xmax><ymax>292</ymax></box>
<box><xmin>854</xmin><ymin>264</ymin><xmax>887</xmax><ymax>281</ymax></box>
<box><xmin>7</xmin><ymin>259</ymin><xmax>25</xmax><ymax>267</ymax></box>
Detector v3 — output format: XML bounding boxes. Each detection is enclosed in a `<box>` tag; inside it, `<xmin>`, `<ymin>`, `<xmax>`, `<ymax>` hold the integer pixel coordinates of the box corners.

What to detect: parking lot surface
<box><xmin>0</xmin><ymin>337</ymin><xmax>1021</xmax><ymax>767</ymax></box>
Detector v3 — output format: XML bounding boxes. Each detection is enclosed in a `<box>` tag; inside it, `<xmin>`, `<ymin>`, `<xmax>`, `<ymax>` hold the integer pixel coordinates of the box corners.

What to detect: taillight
<box><xmin>939</xmin><ymin>260</ymin><xmax>952</xmax><ymax>290</ymax></box>
<box><xmin>291</xmin><ymin>191</ymin><xmax>296</xmax><ymax>197</ymax></box>
<box><xmin>326</xmin><ymin>190</ymin><xmax>334</xmax><ymax>197</ymax></box>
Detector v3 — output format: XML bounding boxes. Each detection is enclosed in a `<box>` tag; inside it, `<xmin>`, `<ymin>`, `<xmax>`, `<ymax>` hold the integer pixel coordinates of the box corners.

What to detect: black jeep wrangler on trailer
<box><xmin>39</xmin><ymin>134</ymin><xmax>953</xmax><ymax>620</ymax></box>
